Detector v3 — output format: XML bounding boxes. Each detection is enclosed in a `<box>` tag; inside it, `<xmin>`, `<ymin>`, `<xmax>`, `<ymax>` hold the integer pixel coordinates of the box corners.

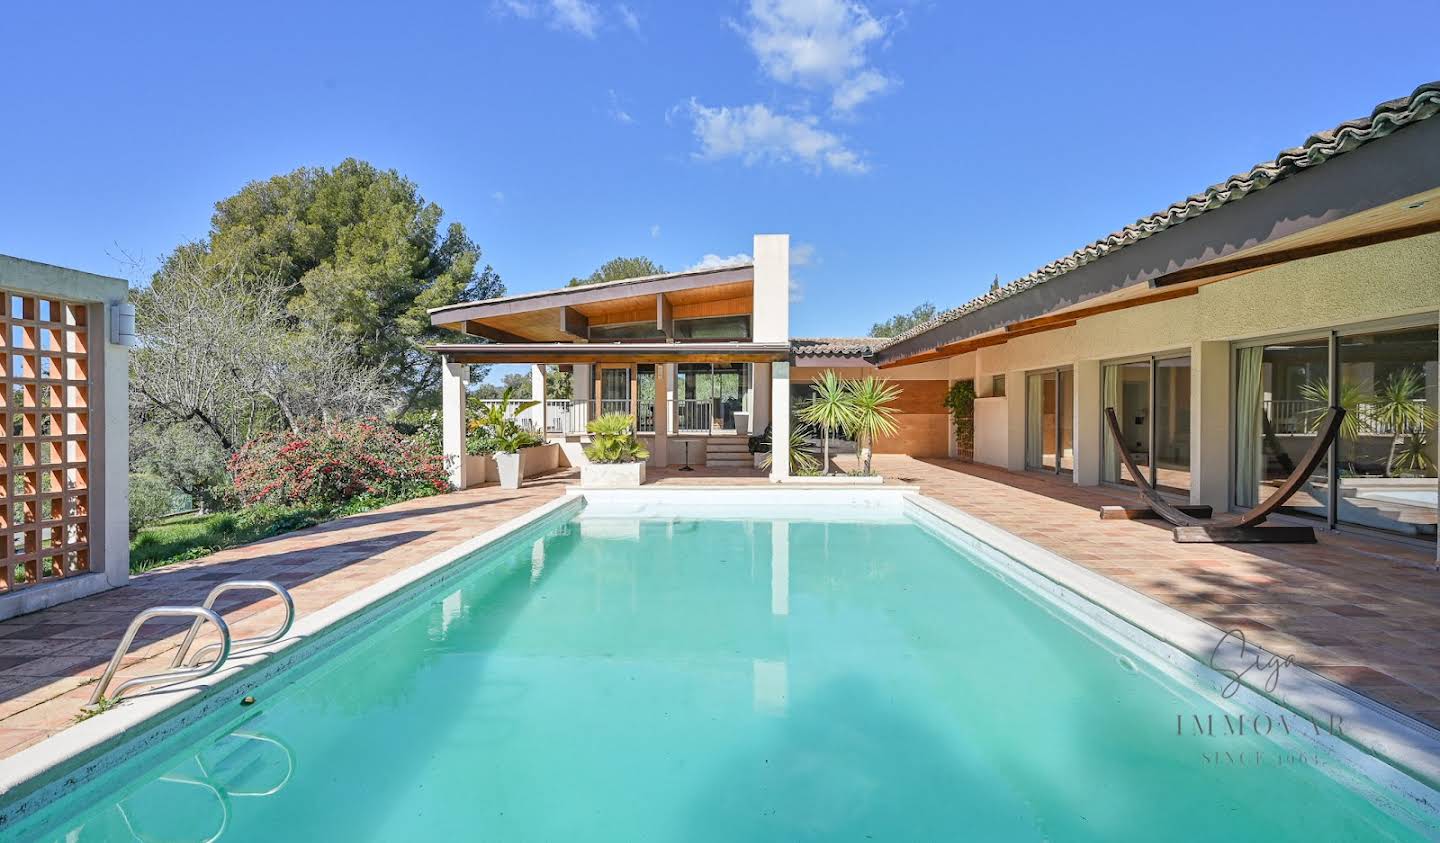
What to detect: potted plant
<box><xmin>474</xmin><ymin>386</ymin><xmax>540</xmax><ymax>489</ymax></box>
<box><xmin>581</xmin><ymin>413</ymin><xmax>650</xmax><ymax>487</ymax></box>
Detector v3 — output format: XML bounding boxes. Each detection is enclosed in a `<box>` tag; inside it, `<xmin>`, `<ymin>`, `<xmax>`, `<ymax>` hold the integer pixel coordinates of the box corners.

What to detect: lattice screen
<box><xmin>0</xmin><ymin>292</ymin><xmax>91</xmax><ymax>592</ymax></box>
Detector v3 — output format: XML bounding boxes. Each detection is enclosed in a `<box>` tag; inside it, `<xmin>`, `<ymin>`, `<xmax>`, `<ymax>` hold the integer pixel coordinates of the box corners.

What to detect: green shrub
<box><xmin>583</xmin><ymin>413</ymin><xmax>649</xmax><ymax>464</ymax></box>
<box><xmin>128</xmin><ymin>473</ymin><xmax>175</xmax><ymax>537</ymax></box>
<box><xmin>229</xmin><ymin>418</ymin><xmax>451</xmax><ymax>508</ymax></box>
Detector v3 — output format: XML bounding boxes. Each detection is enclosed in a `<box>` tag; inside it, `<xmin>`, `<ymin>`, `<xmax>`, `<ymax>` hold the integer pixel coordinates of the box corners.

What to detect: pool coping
<box><xmin>0</xmin><ymin>493</ymin><xmax>583</xmax><ymax>822</ymax></box>
<box><xmin>902</xmin><ymin>492</ymin><xmax>1440</xmax><ymax>796</ymax></box>
<box><xmin>2</xmin><ymin>485</ymin><xmax>1437</xmax><ymax>828</ymax></box>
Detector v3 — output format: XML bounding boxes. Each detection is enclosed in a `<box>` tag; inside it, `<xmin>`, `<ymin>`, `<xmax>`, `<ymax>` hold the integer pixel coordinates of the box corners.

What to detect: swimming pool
<box><xmin>5</xmin><ymin>491</ymin><xmax>1438</xmax><ymax>841</ymax></box>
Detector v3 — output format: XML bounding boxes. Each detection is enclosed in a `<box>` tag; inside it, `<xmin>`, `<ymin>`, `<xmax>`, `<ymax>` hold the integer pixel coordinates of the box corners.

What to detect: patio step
<box><xmin>705</xmin><ymin>438</ymin><xmax>753</xmax><ymax>467</ymax></box>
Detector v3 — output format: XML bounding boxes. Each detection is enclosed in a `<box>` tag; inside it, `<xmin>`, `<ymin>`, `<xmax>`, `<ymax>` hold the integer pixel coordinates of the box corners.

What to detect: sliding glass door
<box><xmin>1025</xmin><ymin>368</ymin><xmax>1073</xmax><ymax>473</ymax></box>
<box><xmin>1101</xmin><ymin>354</ymin><xmax>1191</xmax><ymax>491</ymax></box>
<box><xmin>677</xmin><ymin>363</ymin><xmax>752</xmax><ymax>432</ymax></box>
<box><xmin>1234</xmin><ymin>338</ymin><xmax>1330</xmax><ymax>519</ymax></box>
<box><xmin>1336</xmin><ymin>326</ymin><xmax>1438</xmax><ymax>538</ymax></box>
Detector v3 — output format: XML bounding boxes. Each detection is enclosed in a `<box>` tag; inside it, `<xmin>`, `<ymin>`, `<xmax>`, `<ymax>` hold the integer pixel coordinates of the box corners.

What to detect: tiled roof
<box><xmin>880</xmin><ymin>80</ymin><xmax>1440</xmax><ymax>349</ymax></box>
<box><xmin>791</xmin><ymin>337</ymin><xmax>885</xmax><ymax>356</ymax></box>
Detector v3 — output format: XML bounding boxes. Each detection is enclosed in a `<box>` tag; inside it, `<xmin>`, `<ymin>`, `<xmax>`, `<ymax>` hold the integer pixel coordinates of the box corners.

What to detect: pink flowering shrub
<box><xmin>229</xmin><ymin>419</ymin><xmax>451</xmax><ymax>508</ymax></box>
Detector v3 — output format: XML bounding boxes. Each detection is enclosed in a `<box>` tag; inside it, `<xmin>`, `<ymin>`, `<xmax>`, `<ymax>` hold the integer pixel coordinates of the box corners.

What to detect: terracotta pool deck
<box><xmin>0</xmin><ymin>457</ymin><xmax>1436</xmax><ymax>763</ymax></box>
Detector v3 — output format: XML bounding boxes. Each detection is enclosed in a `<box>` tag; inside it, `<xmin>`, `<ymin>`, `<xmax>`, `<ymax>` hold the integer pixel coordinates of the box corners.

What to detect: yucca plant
<box><xmin>842</xmin><ymin>376</ymin><xmax>902</xmax><ymax>476</ymax></box>
<box><xmin>797</xmin><ymin>370</ymin><xmax>854</xmax><ymax>475</ymax></box>
<box><xmin>584</xmin><ymin>413</ymin><xmax>649</xmax><ymax>464</ymax></box>
<box><xmin>760</xmin><ymin>428</ymin><xmax>821</xmax><ymax>475</ymax></box>
<box><xmin>1371</xmin><ymin>368</ymin><xmax>1438</xmax><ymax>477</ymax></box>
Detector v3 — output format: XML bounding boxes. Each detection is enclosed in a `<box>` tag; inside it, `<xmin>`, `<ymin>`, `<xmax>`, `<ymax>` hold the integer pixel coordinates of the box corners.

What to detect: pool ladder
<box><xmin>87</xmin><ymin>580</ymin><xmax>295</xmax><ymax>707</ymax></box>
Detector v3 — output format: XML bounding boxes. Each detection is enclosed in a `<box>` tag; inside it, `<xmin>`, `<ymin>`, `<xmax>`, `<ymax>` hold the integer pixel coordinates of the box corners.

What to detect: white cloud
<box><xmin>551</xmin><ymin>0</ymin><xmax>601</xmax><ymax>36</ymax></box>
<box><xmin>741</xmin><ymin>0</ymin><xmax>896</xmax><ymax>113</ymax></box>
<box><xmin>607</xmin><ymin>89</ymin><xmax>633</xmax><ymax>124</ymax></box>
<box><xmin>497</xmin><ymin>0</ymin><xmax>601</xmax><ymax>37</ymax></box>
<box><xmin>687</xmin><ymin>243</ymin><xmax>811</xmax><ymax>301</ymax></box>
<box><xmin>687</xmin><ymin>100</ymin><xmax>867</xmax><ymax>174</ymax></box>
<box><xmin>491</xmin><ymin>190</ymin><xmax>506</xmax><ymax>203</ymax></box>
<box><xmin>687</xmin><ymin>252</ymin><xmax>752</xmax><ymax>271</ymax></box>
<box><xmin>650</xmin><ymin>224</ymin><xmax>661</xmax><ymax>239</ymax></box>
<box><xmin>618</xmin><ymin>3</ymin><xmax>640</xmax><ymax>34</ymax></box>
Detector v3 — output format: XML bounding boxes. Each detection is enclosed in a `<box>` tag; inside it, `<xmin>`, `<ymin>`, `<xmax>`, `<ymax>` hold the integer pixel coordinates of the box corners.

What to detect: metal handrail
<box><xmin>173</xmin><ymin>580</ymin><xmax>295</xmax><ymax>669</ymax></box>
<box><xmin>88</xmin><ymin>606</ymin><xmax>231</xmax><ymax>706</ymax></box>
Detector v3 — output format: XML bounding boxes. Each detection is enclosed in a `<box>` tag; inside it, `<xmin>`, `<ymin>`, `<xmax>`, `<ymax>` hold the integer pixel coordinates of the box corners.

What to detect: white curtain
<box><xmin>1026</xmin><ymin>374</ymin><xmax>1044</xmax><ymax>467</ymax></box>
<box><xmin>1101</xmin><ymin>365</ymin><xmax>1121</xmax><ymax>483</ymax></box>
<box><xmin>1234</xmin><ymin>347</ymin><xmax>1265</xmax><ymax>508</ymax></box>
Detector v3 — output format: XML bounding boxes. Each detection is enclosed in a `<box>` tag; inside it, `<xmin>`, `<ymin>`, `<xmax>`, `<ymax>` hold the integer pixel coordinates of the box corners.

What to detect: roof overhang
<box><xmin>876</xmin><ymin>116</ymin><xmax>1440</xmax><ymax>367</ymax></box>
<box><xmin>429</xmin><ymin>342</ymin><xmax>790</xmax><ymax>365</ymax></box>
<box><xmin>429</xmin><ymin>265</ymin><xmax>755</xmax><ymax>342</ymax></box>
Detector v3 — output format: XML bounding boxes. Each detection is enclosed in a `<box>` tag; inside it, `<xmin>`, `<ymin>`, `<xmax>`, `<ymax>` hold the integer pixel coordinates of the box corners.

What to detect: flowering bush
<box><xmin>229</xmin><ymin>419</ymin><xmax>452</xmax><ymax>508</ymax></box>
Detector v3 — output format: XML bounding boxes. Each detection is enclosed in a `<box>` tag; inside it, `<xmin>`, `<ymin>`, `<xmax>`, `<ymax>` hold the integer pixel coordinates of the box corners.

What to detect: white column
<box><xmin>1005</xmin><ymin>368</ymin><xmax>1028</xmax><ymax>471</ymax></box>
<box><xmin>443</xmin><ymin>358</ymin><xmax>471</xmax><ymax>489</ymax></box>
<box><xmin>100</xmin><ymin>301</ymin><xmax>130</xmax><ymax>588</ymax></box>
<box><xmin>752</xmin><ymin>362</ymin><xmax>772</xmax><ymax>433</ymax></box>
<box><xmin>1073</xmin><ymin>359</ymin><xmax>1101</xmax><ymax>485</ymax></box>
<box><xmin>653</xmin><ymin>363</ymin><xmax>671</xmax><ymax>467</ymax></box>
<box><xmin>531</xmin><ymin>364</ymin><xmax>547</xmax><ymax>437</ymax></box>
<box><xmin>770</xmin><ymin>361</ymin><xmax>791</xmax><ymax>481</ymax></box>
<box><xmin>1191</xmin><ymin>341</ymin><xmax>1231</xmax><ymax>510</ymax></box>
<box><xmin>663</xmin><ymin>362</ymin><xmax>677</xmax><ymax>466</ymax></box>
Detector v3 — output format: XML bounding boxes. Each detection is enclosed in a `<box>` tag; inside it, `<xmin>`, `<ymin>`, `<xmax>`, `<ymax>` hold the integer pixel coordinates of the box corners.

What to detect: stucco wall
<box><xmin>974</xmin><ymin>233</ymin><xmax>1440</xmax><ymax>374</ymax></box>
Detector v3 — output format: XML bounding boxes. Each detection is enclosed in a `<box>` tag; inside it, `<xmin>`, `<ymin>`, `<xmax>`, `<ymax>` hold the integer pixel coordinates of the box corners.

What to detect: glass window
<box><xmin>599</xmin><ymin>367</ymin><xmax>631</xmax><ymax>417</ymax></box>
<box><xmin>1153</xmin><ymin>357</ymin><xmax>1191</xmax><ymax>492</ymax></box>
<box><xmin>991</xmin><ymin>374</ymin><xmax>1006</xmax><ymax>398</ymax></box>
<box><xmin>673</xmin><ymin>315</ymin><xmax>751</xmax><ymax>340</ymax></box>
<box><xmin>1026</xmin><ymin>370</ymin><xmax>1069</xmax><ymax>472</ymax></box>
<box><xmin>1234</xmin><ymin>338</ymin><xmax>1329</xmax><ymax>518</ymax></box>
<box><xmin>1336</xmin><ymin>327</ymin><xmax>1437</xmax><ymax>540</ymax></box>
<box><xmin>677</xmin><ymin>363</ymin><xmax>752</xmax><ymax>431</ymax></box>
<box><xmin>637</xmin><ymin>364</ymin><xmax>656</xmax><ymax>432</ymax></box>
<box><xmin>589</xmin><ymin>321</ymin><xmax>665</xmax><ymax>342</ymax></box>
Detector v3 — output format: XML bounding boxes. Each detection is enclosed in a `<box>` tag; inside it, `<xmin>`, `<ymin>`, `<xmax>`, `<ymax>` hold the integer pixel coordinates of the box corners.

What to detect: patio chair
<box><xmin>1099</xmin><ymin>406</ymin><xmax>1346</xmax><ymax>543</ymax></box>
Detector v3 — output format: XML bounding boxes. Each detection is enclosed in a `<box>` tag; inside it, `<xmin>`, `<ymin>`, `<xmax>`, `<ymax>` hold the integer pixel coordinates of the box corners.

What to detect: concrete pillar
<box><xmin>1191</xmin><ymin>341</ymin><xmax>1231</xmax><ymax>510</ymax></box>
<box><xmin>770</xmin><ymin>362</ymin><xmax>791</xmax><ymax>480</ymax></box>
<box><xmin>100</xmin><ymin>301</ymin><xmax>130</xmax><ymax>588</ymax></box>
<box><xmin>1005</xmin><ymin>368</ymin><xmax>1028</xmax><ymax>471</ymax></box>
<box><xmin>531</xmin><ymin>364</ymin><xmax>547</xmax><ymax>436</ymax></box>
<box><xmin>663</xmin><ymin>362</ymin><xmax>678</xmax><ymax>466</ymax></box>
<box><xmin>653</xmin><ymin>363</ymin><xmax>671</xmax><ymax>467</ymax></box>
<box><xmin>1073</xmin><ymin>359</ymin><xmax>1102</xmax><ymax>485</ymax></box>
<box><xmin>442</xmin><ymin>358</ymin><xmax>471</xmax><ymax>489</ymax></box>
<box><xmin>752</xmin><ymin>362</ymin><xmax>772</xmax><ymax>433</ymax></box>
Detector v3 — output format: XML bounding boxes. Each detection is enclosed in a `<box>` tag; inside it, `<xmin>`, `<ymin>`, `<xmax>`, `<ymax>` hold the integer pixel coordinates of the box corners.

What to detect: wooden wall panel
<box><xmin>873</xmin><ymin>414</ymin><xmax>949</xmax><ymax>458</ymax></box>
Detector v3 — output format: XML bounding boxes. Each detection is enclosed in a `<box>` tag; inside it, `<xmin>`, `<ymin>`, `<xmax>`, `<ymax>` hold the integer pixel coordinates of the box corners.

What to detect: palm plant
<box><xmin>472</xmin><ymin>385</ymin><xmax>540</xmax><ymax>454</ymax></box>
<box><xmin>1371</xmin><ymin>368</ymin><xmax>1438</xmax><ymax>477</ymax></box>
<box><xmin>584</xmin><ymin>413</ymin><xmax>649</xmax><ymax>464</ymax></box>
<box><xmin>1297</xmin><ymin>377</ymin><xmax>1369</xmax><ymax>443</ymax></box>
<box><xmin>760</xmin><ymin>428</ymin><xmax>820</xmax><ymax>475</ymax></box>
<box><xmin>842</xmin><ymin>376</ymin><xmax>902</xmax><ymax>476</ymax></box>
<box><xmin>797</xmin><ymin>370</ymin><xmax>854</xmax><ymax>475</ymax></box>
<box><xmin>1390</xmin><ymin>434</ymin><xmax>1435</xmax><ymax>477</ymax></box>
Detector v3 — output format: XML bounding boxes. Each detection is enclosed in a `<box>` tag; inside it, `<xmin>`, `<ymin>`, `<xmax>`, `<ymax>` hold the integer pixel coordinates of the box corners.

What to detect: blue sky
<box><xmin>3</xmin><ymin>0</ymin><xmax>1437</xmax><ymax>354</ymax></box>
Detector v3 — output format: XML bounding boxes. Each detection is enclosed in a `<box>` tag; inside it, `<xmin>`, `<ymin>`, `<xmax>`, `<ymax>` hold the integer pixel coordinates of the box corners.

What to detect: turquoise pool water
<box><xmin>13</xmin><ymin>503</ymin><xmax>1437</xmax><ymax>841</ymax></box>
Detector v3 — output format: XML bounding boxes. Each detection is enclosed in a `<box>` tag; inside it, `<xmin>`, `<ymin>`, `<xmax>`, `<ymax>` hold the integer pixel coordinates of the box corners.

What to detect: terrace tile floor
<box><xmin>1</xmin><ymin>456</ymin><xmax>1437</xmax><ymax>764</ymax></box>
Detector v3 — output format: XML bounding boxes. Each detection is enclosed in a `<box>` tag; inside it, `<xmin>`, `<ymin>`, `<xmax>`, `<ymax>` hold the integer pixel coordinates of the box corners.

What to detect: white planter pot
<box><xmin>495</xmin><ymin>451</ymin><xmax>524</xmax><ymax>489</ymax></box>
<box><xmin>581</xmin><ymin>461</ymin><xmax>647</xmax><ymax>488</ymax></box>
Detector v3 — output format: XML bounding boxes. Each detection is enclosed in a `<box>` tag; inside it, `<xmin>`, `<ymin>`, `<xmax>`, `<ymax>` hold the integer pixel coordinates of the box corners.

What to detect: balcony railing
<box><xmin>678</xmin><ymin>400</ymin><xmax>713</xmax><ymax>433</ymax></box>
<box><xmin>1264</xmin><ymin>398</ymin><xmax>1429</xmax><ymax>436</ymax></box>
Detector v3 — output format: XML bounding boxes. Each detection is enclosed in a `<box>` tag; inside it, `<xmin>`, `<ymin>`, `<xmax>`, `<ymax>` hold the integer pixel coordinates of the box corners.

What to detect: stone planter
<box><xmin>495</xmin><ymin>451</ymin><xmax>524</xmax><ymax>489</ymax></box>
<box><xmin>581</xmin><ymin>461</ymin><xmax>647</xmax><ymax>488</ymax></box>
